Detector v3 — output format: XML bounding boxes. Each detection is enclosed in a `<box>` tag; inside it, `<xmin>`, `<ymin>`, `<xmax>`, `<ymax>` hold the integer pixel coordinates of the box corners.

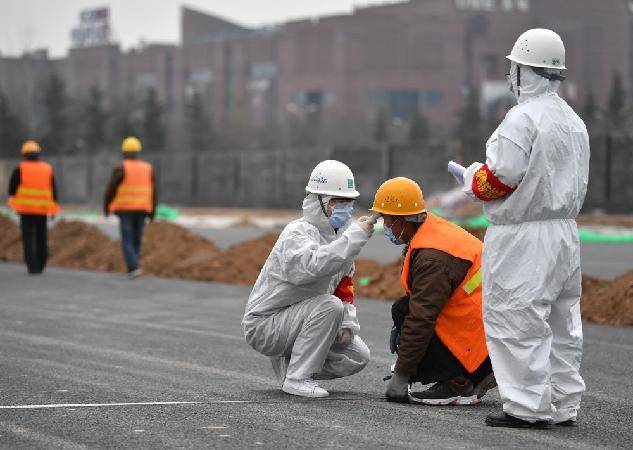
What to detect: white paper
<box><xmin>448</xmin><ymin>161</ymin><xmax>466</xmax><ymax>185</ymax></box>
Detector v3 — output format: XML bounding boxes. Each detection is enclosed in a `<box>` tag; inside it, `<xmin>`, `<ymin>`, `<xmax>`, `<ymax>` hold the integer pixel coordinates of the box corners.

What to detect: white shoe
<box><xmin>128</xmin><ymin>269</ymin><xmax>142</xmax><ymax>279</ymax></box>
<box><xmin>270</xmin><ymin>356</ymin><xmax>290</xmax><ymax>386</ymax></box>
<box><xmin>282</xmin><ymin>378</ymin><xmax>329</xmax><ymax>398</ymax></box>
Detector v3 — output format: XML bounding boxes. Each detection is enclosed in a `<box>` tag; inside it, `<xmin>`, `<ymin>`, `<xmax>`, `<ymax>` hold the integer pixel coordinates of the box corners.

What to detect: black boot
<box><xmin>486</xmin><ymin>412</ymin><xmax>552</xmax><ymax>429</ymax></box>
<box><xmin>556</xmin><ymin>419</ymin><xmax>578</xmax><ymax>427</ymax></box>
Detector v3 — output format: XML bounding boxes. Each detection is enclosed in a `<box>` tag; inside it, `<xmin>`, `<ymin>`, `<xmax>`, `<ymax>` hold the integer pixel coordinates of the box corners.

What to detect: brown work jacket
<box><xmin>394</xmin><ymin>248</ymin><xmax>472</xmax><ymax>376</ymax></box>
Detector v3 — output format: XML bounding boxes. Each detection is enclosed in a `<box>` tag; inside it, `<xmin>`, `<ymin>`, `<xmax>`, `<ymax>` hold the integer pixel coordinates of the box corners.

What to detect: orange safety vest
<box><xmin>8</xmin><ymin>160</ymin><xmax>59</xmax><ymax>216</ymax></box>
<box><xmin>108</xmin><ymin>159</ymin><xmax>154</xmax><ymax>213</ymax></box>
<box><xmin>400</xmin><ymin>213</ymin><xmax>488</xmax><ymax>373</ymax></box>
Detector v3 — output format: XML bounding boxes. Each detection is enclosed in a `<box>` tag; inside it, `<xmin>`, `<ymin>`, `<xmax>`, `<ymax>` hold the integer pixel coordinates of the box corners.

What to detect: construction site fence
<box><xmin>0</xmin><ymin>137</ymin><xmax>631</xmax><ymax>212</ymax></box>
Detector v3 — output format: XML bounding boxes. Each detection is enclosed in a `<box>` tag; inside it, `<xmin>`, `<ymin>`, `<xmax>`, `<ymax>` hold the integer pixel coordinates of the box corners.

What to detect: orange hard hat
<box><xmin>370</xmin><ymin>177</ymin><xmax>426</xmax><ymax>215</ymax></box>
<box><xmin>21</xmin><ymin>140</ymin><xmax>41</xmax><ymax>155</ymax></box>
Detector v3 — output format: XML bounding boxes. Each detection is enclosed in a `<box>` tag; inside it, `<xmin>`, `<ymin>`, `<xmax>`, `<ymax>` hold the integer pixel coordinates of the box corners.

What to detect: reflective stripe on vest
<box><xmin>463</xmin><ymin>268</ymin><xmax>482</xmax><ymax>295</ymax></box>
<box><xmin>108</xmin><ymin>159</ymin><xmax>153</xmax><ymax>213</ymax></box>
<box><xmin>400</xmin><ymin>213</ymin><xmax>488</xmax><ymax>373</ymax></box>
<box><xmin>8</xmin><ymin>161</ymin><xmax>59</xmax><ymax>215</ymax></box>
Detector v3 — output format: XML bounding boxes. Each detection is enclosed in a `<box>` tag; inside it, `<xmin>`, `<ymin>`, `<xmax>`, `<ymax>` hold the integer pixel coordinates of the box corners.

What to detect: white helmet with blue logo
<box><xmin>305</xmin><ymin>160</ymin><xmax>360</xmax><ymax>199</ymax></box>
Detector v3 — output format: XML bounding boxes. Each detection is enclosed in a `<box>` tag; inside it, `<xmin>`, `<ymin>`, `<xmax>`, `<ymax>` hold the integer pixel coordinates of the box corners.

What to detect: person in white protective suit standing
<box><xmin>461</xmin><ymin>29</ymin><xmax>590</xmax><ymax>429</ymax></box>
<box><xmin>242</xmin><ymin>160</ymin><xmax>377</xmax><ymax>398</ymax></box>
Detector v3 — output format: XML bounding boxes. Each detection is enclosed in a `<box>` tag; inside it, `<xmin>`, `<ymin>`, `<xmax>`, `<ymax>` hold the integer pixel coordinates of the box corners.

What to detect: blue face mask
<box><xmin>328</xmin><ymin>203</ymin><xmax>354</xmax><ymax>229</ymax></box>
<box><xmin>385</xmin><ymin>219</ymin><xmax>405</xmax><ymax>245</ymax></box>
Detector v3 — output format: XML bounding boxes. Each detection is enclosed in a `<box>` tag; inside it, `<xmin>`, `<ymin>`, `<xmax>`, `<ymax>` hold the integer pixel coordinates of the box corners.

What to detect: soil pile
<box><xmin>141</xmin><ymin>222</ymin><xmax>221</xmax><ymax>277</ymax></box>
<box><xmin>577</xmin><ymin>216</ymin><xmax>633</xmax><ymax>229</ymax></box>
<box><xmin>582</xmin><ymin>271</ymin><xmax>633</xmax><ymax>326</ymax></box>
<box><xmin>0</xmin><ymin>215</ymin><xmax>22</xmax><ymax>261</ymax></box>
<box><xmin>180</xmin><ymin>232</ymin><xmax>280</xmax><ymax>285</ymax></box>
<box><xmin>354</xmin><ymin>258</ymin><xmax>404</xmax><ymax>300</ymax></box>
<box><xmin>48</xmin><ymin>221</ymin><xmax>124</xmax><ymax>272</ymax></box>
<box><xmin>2</xmin><ymin>216</ymin><xmax>633</xmax><ymax>327</ymax></box>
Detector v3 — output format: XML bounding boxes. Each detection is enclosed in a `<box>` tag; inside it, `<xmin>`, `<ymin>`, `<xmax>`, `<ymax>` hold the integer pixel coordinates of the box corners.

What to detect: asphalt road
<box><xmin>0</xmin><ymin>263</ymin><xmax>631</xmax><ymax>448</ymax></box>
<box><xmin>95</xmin><ymin>224</ymin><xmax>633</xmax><ymax>280</ymax></box>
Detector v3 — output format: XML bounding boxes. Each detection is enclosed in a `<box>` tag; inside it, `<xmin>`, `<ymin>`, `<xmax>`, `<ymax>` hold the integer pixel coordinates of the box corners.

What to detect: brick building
<box><xmin>0</xmin><ymin>0</ymin><xmax>631</xmax><ymax>150</ymax></box>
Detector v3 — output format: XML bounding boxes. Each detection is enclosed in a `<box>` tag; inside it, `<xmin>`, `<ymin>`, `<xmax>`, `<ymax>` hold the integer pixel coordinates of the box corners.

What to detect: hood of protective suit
<box><xmin>302</xmin><ymin>194</ymin><xmax>350</xmax><ymax>239</ymax></box>
<box><xmin>511</xmin><ymin>63</ymin><xmax>561</xmax><ymax>104</ymax></box>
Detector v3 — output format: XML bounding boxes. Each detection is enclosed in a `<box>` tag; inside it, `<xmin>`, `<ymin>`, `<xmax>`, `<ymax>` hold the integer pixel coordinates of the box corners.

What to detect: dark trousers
<box><xmin>20</xmin><ymin>214</ymin><xmax>48</xmax><ymax>274</ymax></box>
<box><xmin>392</xmin><ymin>296</ymin><xmax>493</xmax><ymax>385</ymax></box>
<box><xmin>118</xmin><ymin>212</ymin><xmax>146</xmax><ymax>272</ymax></box>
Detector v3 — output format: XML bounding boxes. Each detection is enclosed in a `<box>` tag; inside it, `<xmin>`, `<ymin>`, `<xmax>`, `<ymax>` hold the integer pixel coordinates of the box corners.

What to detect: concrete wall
<box><xmin>1</xmin><ymin>141</ymin><xmax>632</xmax><ymax>213</ymax></box>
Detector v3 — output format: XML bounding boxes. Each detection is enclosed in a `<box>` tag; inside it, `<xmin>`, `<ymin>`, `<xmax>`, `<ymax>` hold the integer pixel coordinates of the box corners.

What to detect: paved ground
<box><xmin>95</xmin><ymin>224</ymin><xmax>633</xmax><ymax>280</ymax></box>
<box><xmin>0</xmin><ymin>263</ymin><xmax>631</xmax><ymax>448</ymax></box>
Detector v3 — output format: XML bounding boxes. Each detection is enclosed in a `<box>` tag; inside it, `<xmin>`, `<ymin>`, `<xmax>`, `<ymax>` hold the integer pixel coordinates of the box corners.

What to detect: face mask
<box><xmin>384</xmin><ymin>219</ymin><xmax>405</xmax><ymax>245</ymax></box>
<box><xmin>328</xmin><ymin>203</ymin><xmax>353</xmax><ymax>229</ymax></box>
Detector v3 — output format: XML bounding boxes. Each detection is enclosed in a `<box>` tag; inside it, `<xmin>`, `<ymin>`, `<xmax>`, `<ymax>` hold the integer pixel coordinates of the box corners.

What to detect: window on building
<box><xmin>481</xmin><ymin>54</ymin><xmax>498</xmax><ymax>79</ymax></box>
<box><xmin>250</xmin><ymin>62</ymin><xmax>278</xmax><ymax>79</ymax></box>
<box><xmin>368</xmin><ymin>90</ymin><xmax>444</xmax><ymax>120</ymax></box>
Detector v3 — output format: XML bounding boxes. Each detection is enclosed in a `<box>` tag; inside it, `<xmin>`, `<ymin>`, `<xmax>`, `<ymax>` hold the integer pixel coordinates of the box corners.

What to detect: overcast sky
<box><xmin>0</xmin><ymin>1</ymin><xmax>400</xmax><ymax>58</ymax></box>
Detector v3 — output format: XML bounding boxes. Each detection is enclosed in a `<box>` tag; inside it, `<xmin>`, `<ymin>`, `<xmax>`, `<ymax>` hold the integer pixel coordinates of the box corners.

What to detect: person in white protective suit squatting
<box><xmin>242</xmin><ymin>160</ymin><xmax>377</xmax><ymax>398</ymax></box>
<box><xmin>461</xmin><ymin>29</ymin><xmax>590</xmax><ymax>429</ymax></box>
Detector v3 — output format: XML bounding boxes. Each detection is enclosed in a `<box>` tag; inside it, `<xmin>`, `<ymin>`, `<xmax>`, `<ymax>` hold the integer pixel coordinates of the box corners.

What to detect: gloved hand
<box><xmin>357</xmin><ymin>215</ymin><xmax>378</xmax><ymax>236</ymax></box>
<box><xmin>462</xmin><ymin>162</ymin><xmax>484</xmax><ymax>199</ymax></box>
<box><xmin>335</xmin><ymin>328</ymin><xmax>353</xmax><ymax>346</ymax></box>
<box><xmin>389</xmin><ymin>325</ymin><xmax>401</xmax><ymax>354</ymax></box>
<box><xmin>385</xmin><ymin>370</ymin><xmax>410</xmax><ymax>403</ymax></box>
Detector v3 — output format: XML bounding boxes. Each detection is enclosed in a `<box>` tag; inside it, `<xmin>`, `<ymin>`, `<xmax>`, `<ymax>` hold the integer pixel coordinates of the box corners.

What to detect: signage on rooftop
<box><xmin>455</xmin><ymin>0</ymin><xmax>530</xmax><ymax>12</ymax></box>
<box><xmin>71</xmin><ymin>8</ymin><xmax>112</xmax><ymax>48</ymax></box>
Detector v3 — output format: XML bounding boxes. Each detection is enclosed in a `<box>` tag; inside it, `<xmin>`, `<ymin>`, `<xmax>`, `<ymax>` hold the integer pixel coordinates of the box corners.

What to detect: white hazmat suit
<box><xmin>464</xmin><ymin>66</ymin><xmax>590</xmax><ymax>423</ymax></box>
<box><xmin>242</xmin><ymin>194</ymin><xmax>371</xmax><ymax>382</ymax></box>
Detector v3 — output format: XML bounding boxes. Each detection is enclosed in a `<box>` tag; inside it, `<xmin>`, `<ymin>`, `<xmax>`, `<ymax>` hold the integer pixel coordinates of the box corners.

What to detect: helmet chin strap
<box><xmin>318</xmin><ymin>195</ymin><xmax>329</xmax><ymax>218</ymax></box>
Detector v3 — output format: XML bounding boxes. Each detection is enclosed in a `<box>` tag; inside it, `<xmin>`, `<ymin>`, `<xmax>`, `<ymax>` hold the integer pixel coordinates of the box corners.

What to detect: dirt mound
<box><xmin>582</xmin><ymin>271</ymin><xmax>633</xmax><ymax>326</ymax></box>
<box><xmin>181</xmin><ymin>232</ymin><xmax>280</xmax><ymax>285</ymax></box>
<box><xmin>141</xmin><ymin>222</ymin><xmax>221</xmax><ymax>277</ymax></box>
<box><xmin>48</xmin><ymin>221</ymin><xmax>124</xmax><ymax>272</ymax></box>
<box><xmin>577</xmin><ymin>215</ymin><xmax>633</xmax><ymax>229</ymax></box>
<box><xmin>0</xmin><ymin>215</ymin><xmax>22</xmax><ymax>261</ymax></box>
<box><xmin>2</xmin><ymin>216</ymin><xmax>633</xmax><ymax>327</ymax></box>
<box><xmin>354</xmin><ymin>258</ymin><xmax>403</xmax><ymax>300</ymax></box>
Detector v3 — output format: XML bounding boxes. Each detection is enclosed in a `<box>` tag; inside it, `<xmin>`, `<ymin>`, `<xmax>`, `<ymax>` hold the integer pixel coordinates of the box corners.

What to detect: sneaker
<box><xmin>270</xmin><ymin>356</ymin><xmax>290</xmax><ymax>385</ymax></box>
<box><xmin>282</xmin><ymin>378</ymin><xmax>329</xmax><ymax>398</ymax></box>
<box><xmin>486</xmin><ymin>412</ymin><xmax>552</xmax><ymax>429</ymax></box>
<box><xmin>473</xmin><ymin>372</ymin><xmax>497</xmax><ymax>399</ymax></box>
<box><xmin>128</xmin><ymin>269</ymin><xmax>142</xmax><ymax>279</ymax></box>
<box><xmin>410</xmin><ymin>378</ymin><xmax>479</xmax><ymax>406</ymax></box>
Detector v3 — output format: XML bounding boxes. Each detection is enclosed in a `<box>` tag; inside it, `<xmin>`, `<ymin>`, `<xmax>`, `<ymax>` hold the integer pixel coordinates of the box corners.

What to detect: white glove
<box><xmin>462</xmin><ymin>162</ymin><xmax>484</xmax><ymax>200</ymax></box>
<box><xmin>335</xmin><ymin>328</ymin><xmax>353</xmax><ymax>346</ymax></box>
<box><xmin>357</xmin><ymin>215</ymin><xmax>378</xmax><ymax>236</ymax></box>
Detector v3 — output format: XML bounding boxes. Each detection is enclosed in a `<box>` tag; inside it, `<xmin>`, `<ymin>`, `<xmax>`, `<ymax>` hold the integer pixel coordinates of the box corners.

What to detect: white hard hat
<box><xmin>507</xmin><ymin>28</ymin><xmax>566</xmax><ymax>70</ymax></box>
<box><xmin>305</xmin><ymin>160</ymin><xmax>360</xmax><ymax>199</ymax></box>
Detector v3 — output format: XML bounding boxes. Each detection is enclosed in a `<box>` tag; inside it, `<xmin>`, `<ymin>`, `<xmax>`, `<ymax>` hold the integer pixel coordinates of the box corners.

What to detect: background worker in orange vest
<box><xmin>103</xmin><ymin>137</ymin><xmax>156</xmax><ymax>279</ymax></box>
<box><xmin>372</xmin><ymin>177</ymin><xmax>495</xmax><ymax>405</ymax></box>
<box><xmin>7</xmin><ymin>140</ymin><xmax>59</xmax><ymax>274</ymax></box>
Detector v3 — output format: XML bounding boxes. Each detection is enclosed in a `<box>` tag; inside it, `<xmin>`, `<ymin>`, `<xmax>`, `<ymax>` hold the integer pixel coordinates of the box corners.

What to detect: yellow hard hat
<box><xmin>21</xmin><ymin>140</ymin><xmax>41</xmax><ymax>155</ymax></box>
<box><xmin>121</xmin><ymin>136</ymin><xmax>142</xmax><ymax>153</ymax></box>
<box><xmin>370</xmin><ymin>177</ymin><xmax>426</xmax><ymax>215</ymax></box>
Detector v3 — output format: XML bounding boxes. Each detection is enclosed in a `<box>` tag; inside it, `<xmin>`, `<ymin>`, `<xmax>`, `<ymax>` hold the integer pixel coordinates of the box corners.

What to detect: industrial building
<box><xmin>0</xmin><ymin>0</ymin><xmax>631</xmax><ymax>150</ymax></box>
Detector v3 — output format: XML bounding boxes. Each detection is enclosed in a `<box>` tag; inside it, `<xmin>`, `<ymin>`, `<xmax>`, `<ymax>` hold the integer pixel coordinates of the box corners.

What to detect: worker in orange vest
<box><xmin>372</xmin><ymin>177</ymin><xmax>496</xmax><ymax>405</ymax></box>
<box><xmin>7</xmin><ymin>140</ymin><xmax>60</xmax><ymax>274</ymax></box>
<box><xmin>103</xmin><ymin>137</ymin><xmax>156</xmax><ymax>279</ymax></box>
